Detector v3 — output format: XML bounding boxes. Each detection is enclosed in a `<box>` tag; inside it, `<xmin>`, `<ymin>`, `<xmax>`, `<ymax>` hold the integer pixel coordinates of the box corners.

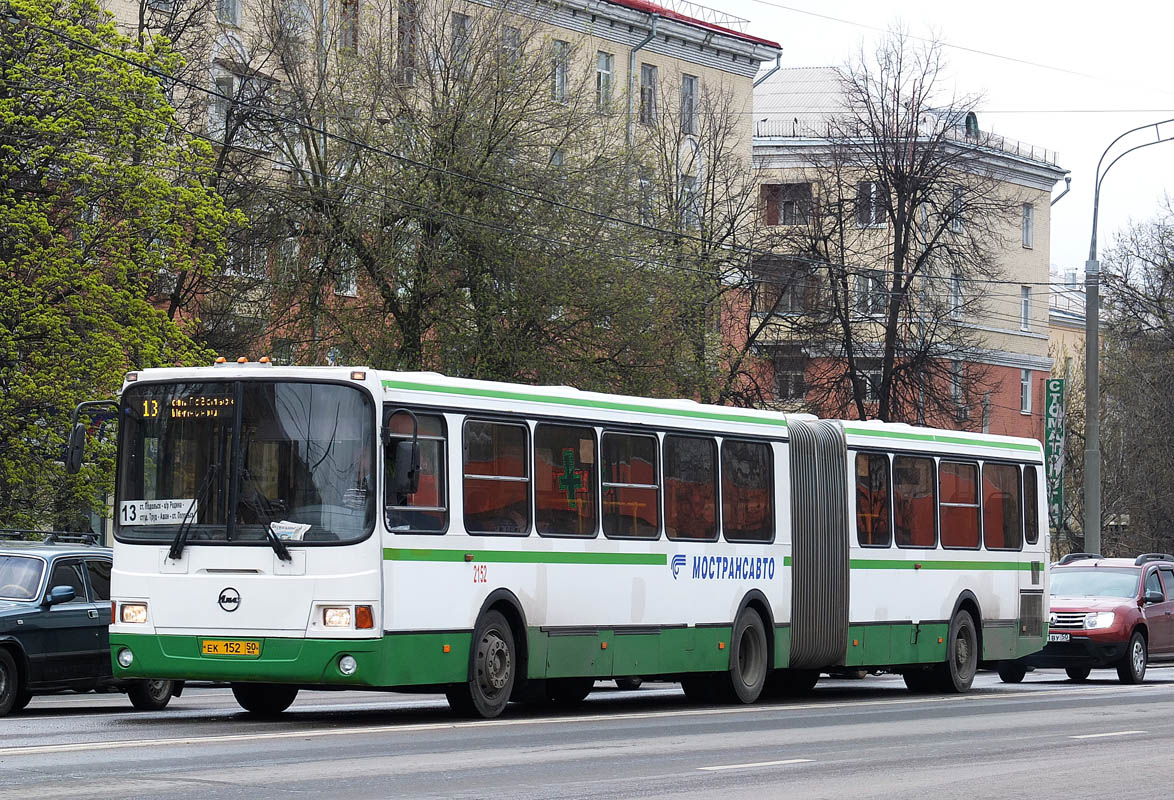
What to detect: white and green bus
<box><xmin>70</xmin><ymin>362</ymin><xmax>1049</xmax><ymax>717</ymax></box>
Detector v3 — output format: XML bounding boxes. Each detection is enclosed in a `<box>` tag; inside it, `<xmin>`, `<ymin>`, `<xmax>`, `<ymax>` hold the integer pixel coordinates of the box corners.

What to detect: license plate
<box><xmin>1047</xmin><ymin>632</ymin><xmax>1070</xmax><ymax>643</ymax></box>
<box><xmin>201</xmin><ymin>639</ymin><xmax>261</xmax><ymax>657</ymax></box>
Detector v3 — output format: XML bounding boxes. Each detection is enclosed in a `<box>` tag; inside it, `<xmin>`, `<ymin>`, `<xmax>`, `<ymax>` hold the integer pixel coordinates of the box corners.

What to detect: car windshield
<box><xmin>1051</xmin><ymin>568</ymin><xmax>1139</xmax><ymax>599</ymax></box>
<box><xmin>117</xmin><ymin>380</ymin><xmax>375</xmax><ymax>547</ymax></box>
<box><xmin>0</xmin><ymin>555</ymin><xmax>44</xmax><ymax>601</ymax></box>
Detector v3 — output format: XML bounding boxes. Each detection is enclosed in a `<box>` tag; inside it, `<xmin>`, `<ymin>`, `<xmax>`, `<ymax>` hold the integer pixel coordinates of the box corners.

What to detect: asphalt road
<box><xmin>4</xmin><ymin>669</ymin><xmax>1174</xmax><ymax>799</ymax></box>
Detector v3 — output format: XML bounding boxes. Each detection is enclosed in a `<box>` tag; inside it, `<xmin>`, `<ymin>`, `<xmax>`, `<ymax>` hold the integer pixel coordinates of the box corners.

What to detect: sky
<box><xmin>718</xmin><ymin>0</ymin><xmax>1174</xmax><ymax>273</ymax></box>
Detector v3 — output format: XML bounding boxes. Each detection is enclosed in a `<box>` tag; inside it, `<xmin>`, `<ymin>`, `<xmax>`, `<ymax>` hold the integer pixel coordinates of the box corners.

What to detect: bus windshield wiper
<box><xmin>168</xmin><ymin>463</ymin><xmax>219</xmax><ymax>561</ymax></box>
<box><xmin>238</xmin><ymin>467</ymin><xmax>292</xmax><ymax>562</ymax></box>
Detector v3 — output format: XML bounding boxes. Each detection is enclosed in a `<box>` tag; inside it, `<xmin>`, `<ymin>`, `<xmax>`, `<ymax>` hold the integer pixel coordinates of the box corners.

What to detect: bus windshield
<box><xmin>1050</xmin><ymin>568</ymin><xmax>1140</xmax><ymax>599</ymax></box>
<box><xmin>117</xmin><ymin>380</ymin><xmax>375</xmax><ymax>547</ymax></box>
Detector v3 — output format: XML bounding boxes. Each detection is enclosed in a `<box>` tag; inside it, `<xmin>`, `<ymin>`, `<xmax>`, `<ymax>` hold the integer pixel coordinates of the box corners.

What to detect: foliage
<box><xmin>0</xmin><ymin>0</ymin><xmax>228</xmax><ymax>528</ymax></box>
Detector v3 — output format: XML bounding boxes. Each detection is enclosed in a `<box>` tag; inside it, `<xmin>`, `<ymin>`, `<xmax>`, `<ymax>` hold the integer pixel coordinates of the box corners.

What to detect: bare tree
<box><xmin>756</xmin><ymin>32</ymin><xmax>1022</xmax><ymax>424</ymax></box>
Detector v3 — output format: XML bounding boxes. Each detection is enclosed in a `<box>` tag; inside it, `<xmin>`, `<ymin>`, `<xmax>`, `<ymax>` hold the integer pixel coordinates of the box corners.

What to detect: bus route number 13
<box><xmin>472</xmin><ymin>564</ymin><xmax>487</xmax><ymax>583</ymax></box>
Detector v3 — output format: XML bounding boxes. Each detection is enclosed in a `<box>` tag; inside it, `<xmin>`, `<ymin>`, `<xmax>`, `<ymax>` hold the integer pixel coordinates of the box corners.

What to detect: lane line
<box><xmin>699</xmin><ymin>758</ymin><xmax>813</xmax><ymax>771</ymax></box>
<box><xmin>1070</xmin><ymin>730</ymin><xmax>1146</xmax><ymax>739</ymax></box>
<box><xmin>0</xmin><ymin>682</ymin><xmax>1161</xmax><ymax>758</ymax></box>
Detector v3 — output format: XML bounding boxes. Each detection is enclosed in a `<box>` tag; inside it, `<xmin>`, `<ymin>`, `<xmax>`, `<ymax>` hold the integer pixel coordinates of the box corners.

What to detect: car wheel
<box><xmin>231</xmin><ymin>683</ymin><xmax>299</xmax><ymax>716</ymax></box>
<box><xmin>997</xmin><ymin>661</ymin><xmax>1027</xmax><ymax>683</ymax></box>
<box><xmin>445</xmin><ymin>610</ymin><xmax>515</xmax><ymax>719</ymax></box>
<box><xmin>0</xmin><ymin>650</ymin><xmax>20</xmax><ymax>717</ymax></box>
<box><xmin>1065</xmin><ymin>666</ymin><xmax>1092</xmax><ymax>682</ymax></box>
<box><xmin>1117</xmin><ymin>631</ymin><xmax>1147</xmax><ymax>684</ymax></box>
<box><xmin>127</xmin><ymin>679</ymin><xmax>175</xmax><ymax>711</ymax></box>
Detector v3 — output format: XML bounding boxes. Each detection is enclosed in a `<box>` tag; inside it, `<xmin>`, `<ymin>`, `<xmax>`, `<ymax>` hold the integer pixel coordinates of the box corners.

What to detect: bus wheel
<box><xmin>448</xmin><ymin>610</ymin><xmax>515</xmax><ymax>719</ymax></box>
<box><xmin>723</xmin><ymin>610</ymin><xmax>768</xmax><ymax>703</ymax></box>
<box><xmin>997</xmin><ymin>661</ymin><xmax>1027</xmax><ymax>684</ymax></box>
<box><xmin>0</xmin><ymin>650</ymin><xmax>20</xmax><ymax>718</ymax></box>
<box><xmin>934</xmin><ymin>610</ymin><xmax>978</xmax><ymax>693</ymax></box>
<box><xmin>546</xmin><ymin>677</ymin><xmax>593</xmax><ymax>705</ymax></box>
<box><xmin>231</xmin><ymin>683</ymin><xmax>298</xmax><ymax>717</ymax></box>
<box><xmin>127</xmin><ymin>679</ymin><xmax>175</xmax><ymax>711</ymax></box>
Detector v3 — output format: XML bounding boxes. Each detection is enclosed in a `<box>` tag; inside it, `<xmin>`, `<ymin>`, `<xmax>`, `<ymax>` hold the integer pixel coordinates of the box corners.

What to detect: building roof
<box><xmin>603</xmin><ymin>0</ymin><xmax>781</xmax><ymax>49</ymax></box>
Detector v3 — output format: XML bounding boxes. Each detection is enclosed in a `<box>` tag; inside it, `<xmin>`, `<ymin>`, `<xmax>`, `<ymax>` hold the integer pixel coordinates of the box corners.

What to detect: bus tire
<box><xmin>1117</xmin><ymin>631</ymin><xmax>1147</xmax><ymax>684</ymax></box>
<box><xmin>997</xmin><ymin>661</ymin><xmax>1027</xmax><ymax>684</ymax></box>
<box><xmin>127</xmin><ymin>679</ymin><xmax>175</xmax><ymax>711</ymax></box>
<box><xmin>231</xmin><ymin>683</ymin><xmax>298</xmax><ymax>717</ymax></box>
<box><xmin>0</xmin><ymin>650</ymin><xmax>20</xmax><ymax>718</ymax></box>
<box><xmin>546</xmin><ymin>677</ymin><xmax>593</xmax><ymax>705</ymax></box>
<box><xmin>448</xmin><ymin>610</ymin><xmax>515</xmax><ymax>719</ymax></box>
<box><xmin>934</xmin><ymin>610</ymin><xmax>978</xmax><ymax>693</ymax></box>
<box><xmin>723</xmin><ymin>610</ymin><xmax>768</xmax><ymax>703</ymax></box>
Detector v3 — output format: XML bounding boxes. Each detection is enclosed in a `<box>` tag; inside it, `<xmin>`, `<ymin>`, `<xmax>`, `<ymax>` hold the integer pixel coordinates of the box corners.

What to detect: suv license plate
<box><xmin>201</xmin><ymin>639</ymin><xmax>261</xmax><ymax>657</ymax></box>
<box><xmin>1047</xmin><ymin>633</ymin><xmax>1070</xmax><ymax>643</ymax></box>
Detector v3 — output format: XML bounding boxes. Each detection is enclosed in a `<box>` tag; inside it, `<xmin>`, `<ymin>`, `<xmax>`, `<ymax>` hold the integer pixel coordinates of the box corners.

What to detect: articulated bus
<box><xmin>69</xmin><ymin>362</ymin><xmax>1049</xmax><ymax>717</ymax></box>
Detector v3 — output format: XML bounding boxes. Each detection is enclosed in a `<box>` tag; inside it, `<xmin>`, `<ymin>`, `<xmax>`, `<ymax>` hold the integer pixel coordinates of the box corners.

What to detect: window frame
<box><xmin>981</xmin><ymin>461</ymin><xmax>1024</xmax><ymax>552</ymax></box>
<box><xmin>1020</xmin><ymin>285</ymin><xmax>1032</xmax><ymax>331</ymax></box>
<box><xmin>720</xmin><ymin>438</ymin><xmax>775</xmax><ymax>544</ymax></box>
<box><xmin>892</xmin><ymin>454</ymin><xmax>938</xmax><ymax>549</ymax></box>
<box><xmin>385</xmin><ymin>409</ymin><xmax>450</xmax><ymax>535</ymax></box>
<box><xmin>534</xmin><ymin>422</ymin><xmax>599</xmax><ymax>539</ymax></box>
<box><xmin>663</xmin><ymin>433</ymin><xmax>719</xmax><ymax>542</ymax></box>
<box><xmin>84</xmin><ymin>558</ymin><xmax>112</xmax><ymax>602</ymax></box>
<box><xmin>681</xmin><ymin>74</ymin><xmax>698</xmax><ymax>136</ymax></box>
<box><xmin>856</xmin><ymin>181</ymin><xmax>886</xmax><ymax>227</ymax></box>
<box><xmin>1024</xmin><ymin>464</ymin><xmax>1039</xmax><ymax>545</ymax></box>
<box><xmin>938</xmin><ymin>459</ymin><xmax>981</xmax><ymax>550</ymax></box>
<box><xmin>596</xmin><ymin>50</ymin><xmax>614</xmax><ymax>110</ymax></box>
<box><xmin>601</xmin><ymin>429</ymin><xmax>662</xmax><ymax>541</ymax></box>
<box><xmin>854</xmin><ymin>450</ymin><xmax>892</xmax><ymax>549</ymax></box>
<box><xmin>639</xmin><ymin>62</ymin><xmax>658</xmax><ymax>125</ymax></box>
<box><xmin>462</xmin><ymin>418</ymin><xmax>532</xmax><ymax>537</ymax></box>
<box><xmin>551</xmin><ymin>40</ymin><xmax>569</xmax><ymax>102</ymax></box>
<box><xmin>1020</xmin><ymin>369</ymin><xmax>1032</xmax><ymax>414</ymax></box>
<box><xmin>1022</xmin><ymin>203</ymin><xmax>1034</xmax><ymax>248</ymax></box>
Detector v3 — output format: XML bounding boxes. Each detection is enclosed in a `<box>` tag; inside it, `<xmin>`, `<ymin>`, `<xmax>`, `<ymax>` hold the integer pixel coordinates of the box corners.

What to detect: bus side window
<box><xmin>1023</xmin><ymin>465</ymin><xmax>1039</xmax><ymax>545</ymax></box>
<box><xmin>982</xmin><ymin>463</ymin><xmax>1021</xmax><ymax>550</ymax></box>
<box><xmin>855</xmin><ymin>452</ymin><xmax>890</xmax><ymax>547</ymax></box>
<box><xmin>722</xmin><ymin>439</ymin><xmax>773</xmax><ymax>543</ymax></box>
<box><xmin>535</xmin><ymin>424</ymin><xmax>597</xmax><ymax>537</ymax></box>
<box><xmin>602</xmin><ymin>432</ymin><xmax>660</xmax><ymax>539</ymax></box>
<box><xmin>385</xmin><ymin>411</ymin><xmax>448</xmax><ymax>534</ymax></box>
<box><xmin>463</xmin><ymin>420</ymin><xmax>530</xmax><ymax>536</ymax></box>
<box><xmin>664</xmin><ymin>435</ymin><xmax>718</xmax><ymax>541</ymax></box>
<box><xmin>893</xmin><ymin>455</ymin><xmax>936</xmax><ymax>548</ymax></box>
<box><xmin>939</xmin><ymin>461</ymin><xmax>980</xmax><ymax>549</ymax></box>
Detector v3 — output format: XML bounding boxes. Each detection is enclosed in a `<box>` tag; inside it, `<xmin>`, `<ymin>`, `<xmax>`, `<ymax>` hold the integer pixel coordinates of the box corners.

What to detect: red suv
<box><xmin>1005</xmin><ymin>553</ymin><xmax>1174</xmax><ymax>684</ymax></box>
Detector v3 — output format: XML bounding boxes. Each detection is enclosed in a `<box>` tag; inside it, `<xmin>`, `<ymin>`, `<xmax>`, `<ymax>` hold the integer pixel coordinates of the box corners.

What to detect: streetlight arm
<box><xmin>1090</xmin><ymin>118</ymin><xmax>1174</xmax><ymax>261</ymax></box>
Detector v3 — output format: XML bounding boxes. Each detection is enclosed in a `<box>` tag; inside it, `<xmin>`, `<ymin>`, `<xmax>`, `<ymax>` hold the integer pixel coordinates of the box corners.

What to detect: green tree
<box><xmin>0</xmin><ymin>0</ymin><xmax>231</xmax><ymax>529</ymax></box>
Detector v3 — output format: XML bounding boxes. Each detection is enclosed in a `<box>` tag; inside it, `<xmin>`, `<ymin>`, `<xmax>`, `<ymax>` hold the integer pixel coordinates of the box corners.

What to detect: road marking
<box><xmin>0</xmin><ymin>682</ymin><xmax>1161</xmax><ymax>758</ymax></box>
<box><xmin>699</xmin><ymin>758</ymin><xmax>813</xmax><ymax>771</ymax></box>
<box><xmin>1070</xmin><ymin>730</ymin><xmax>1146</xmax><ymax>739</ymax></box>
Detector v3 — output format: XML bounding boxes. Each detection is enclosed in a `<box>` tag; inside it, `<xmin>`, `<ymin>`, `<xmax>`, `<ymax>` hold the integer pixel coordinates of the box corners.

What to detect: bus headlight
<box><xmin>339</xmin><ymin>655</ymin><xmax>357</xmax><ymax>675</ymax></box>
<box><xmin>121</xmin><ymin>603</ymin><xmax>148</xmax><ymax>624</ymax></box>
<box><xmin>1084</xmin><ymin>612</ymin><xmax>1115</xmax><ymax>630</ymax></box>
<box><xmin>323</xmin><ymin>607</ymin><xmax>352</xmax><ymax>627</ymax></box>
<box><xmin>117</xmin><ymin>648</ymin><xmax>134</xmax><ymax>668</ymax></box>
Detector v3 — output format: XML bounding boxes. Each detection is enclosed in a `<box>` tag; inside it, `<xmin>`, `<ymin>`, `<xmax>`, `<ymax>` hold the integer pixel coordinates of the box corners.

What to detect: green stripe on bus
<box><xmin>384</xmin><ymin>548</ymin><xmax>667</xmax><ymax>566</ymax></box>
<box><xmin>843</xmin><ymin>426</ymin><xmax>1041</xmax><ymax>453</ymax></box>
<box><xmin>849</xmin><ymin>559</ymin><xmax>1034</xmax><ymax>571</ymax></box>
<box><xmin>381</xmin><ymin>379</ymin><xmax>788</xmax><ymax>428</ymax></box>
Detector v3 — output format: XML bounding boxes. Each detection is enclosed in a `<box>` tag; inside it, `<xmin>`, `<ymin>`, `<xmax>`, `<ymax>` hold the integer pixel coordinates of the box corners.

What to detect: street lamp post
<box><xmin>1083</xmin><ymin>119</ymin><xmax>1174</xmax><ymax>555</ymax></box>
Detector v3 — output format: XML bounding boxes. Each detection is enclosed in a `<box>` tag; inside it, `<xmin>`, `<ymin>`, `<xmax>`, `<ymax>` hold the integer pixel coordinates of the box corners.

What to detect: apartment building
<box><xmin>750</xmin><ymin>67</ymin><xmax>1068</xmax><ymax>440</ymax></box>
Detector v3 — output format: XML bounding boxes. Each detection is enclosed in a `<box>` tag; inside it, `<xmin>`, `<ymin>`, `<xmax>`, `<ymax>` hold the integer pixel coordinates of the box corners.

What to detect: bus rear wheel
<box><xmin>231</xmin><ymin>683</ymin><xmax>298</xmax><ymax>717</ymax></box>
<box><xmin>446</xmin><ymin>610</ymin><xmax>515</xmax><ymax>719</ymax></box>
<box><xmin>934</xmin><ymin>610</ymin><xmax>978</xmax><ymax>693</ymax></box>
<box><xmin>722</xmin><ymin>610</ymin><xmax>768</xmax><ymax>703</ymax></box>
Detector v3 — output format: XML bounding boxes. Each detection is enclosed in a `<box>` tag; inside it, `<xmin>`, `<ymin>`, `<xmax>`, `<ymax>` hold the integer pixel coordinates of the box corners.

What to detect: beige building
<box><xmin>750</xmin><ymin>67</ymin><xmax>1068</xmax><ymax>440</ymax></box>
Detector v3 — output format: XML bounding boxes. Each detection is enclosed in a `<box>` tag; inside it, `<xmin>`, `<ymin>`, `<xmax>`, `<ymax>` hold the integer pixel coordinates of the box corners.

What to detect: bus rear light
<box><xmin>121</xmin><ymin>603</ymin><xmax>148</xmax><ymax>624</ymax></box>
<box><xmin>323</xmin><ymin>607</ymin><xmax>352</xmax><ymax>627</ymax></box>
<box><xmin>355</xmin><ymin>605</ymin><xmax>374</xmax><ymax>629</ymax></box>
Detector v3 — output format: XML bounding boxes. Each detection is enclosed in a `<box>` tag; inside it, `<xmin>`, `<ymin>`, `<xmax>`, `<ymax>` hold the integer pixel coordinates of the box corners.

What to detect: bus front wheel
<box><xmin>447</xmin><ymin>610</ymin><xmax>516</xmax><ymax>719</ymax></box>
<box><xmin>231</xmin><ymin>683</ymin><xmax>298</xmax><ymax>717</ymax></box>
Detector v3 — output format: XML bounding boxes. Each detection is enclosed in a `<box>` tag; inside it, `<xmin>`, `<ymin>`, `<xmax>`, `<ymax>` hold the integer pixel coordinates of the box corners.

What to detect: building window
<box><xmin>335</xmin><ymin>258</ymin><xmax>358</xmax><ymax>296</ymax></box>
<box><xmin>1022</xmin><ymin>203</ymin><xmax>1034</xmax><ymax>248</ymax></box>
<box><xmin>949</xmin><ymin>186</ymin><xmax>964</xmax><ymax>233</ymax></box>
<box><xmin>450</xmin><ymin>12</ymin><xmax>470</xmax><ymax>72</ymax></box>
<box><xmin>596</xmin><ymin>51</ymin><xmax>613</xmax><ymax>110</ymax></box>
<box><xmin>681</xmin><ymin>74</ymin><xmax>698</xmax><ymax>135</ymax></box>
<box><xmin>860</xmin><ymin>361</ymin><xmax>882</xmax><ymax>403</ymax></box>
<box><xmin>339</xmin><ymin>0</ymin><xmax>358</xmax><ymax>53</ymax></box>
<box><xmin>950</xmin><ymin>271</ymin><xmax>963</xmax><ymax>320</ymax></box>
<box><xmin>1020</xmin><ymin>285</ymin><xmax>1032</xmax><ymax>330</ymax></box>
<box><xmin>773</xmin><ymin>354</ymin><xmax>805</xmax><ymax>400</ymax></box>
<box><xmin>636</xmin><ymin>169</ymin><xmax>653</xmax><ymax>224</ymax></box>
<box><xmin>856</xmin><ymin>270</ymin><xmax>886</xmax><ymax>317</ymax></box>
<box><xmin>754</xmin><ymin>259</ymin><xmax>817</xmax><ymax>315</ymax></box>
<box><xmin>856</xmin><ymin>181</ymin><xmax>885</xmax><ymax>226</ymax></box>
<box><xmin>217</xmin><ymin>0</ymin><xmax>240</xmax><ymax>26</ymax></box>
<box><xmin>1020</xmin><ymin>368</ymin><xmax>1032</xmax><ymax>413</ymax></box>
<box><xmin>501</xmin><ymin>25</ymin><xmax>521</xmax><ymax>66</ymax></box>
<box><xmin>761</xmin><ymin>182</ymin><xmax>811</xmax><ymax>226</ymax></box>
<box><xmin>952</xmin><ymin>360</ymin><xmax>967</xmax><ymax>419</ymax></box>
<box><xmin>210</xmin><ymin>73</ymin><xmax>235</xmax><ymax>140</ymax></box>
<box><xmin>396</xmin><ymin>0</ymin><xmax>418</xmax><ymax>84</ymax></box>
<box><xmin>551</xmin><ymin>40</ymin><xmax>569</xmax><ymax>102</ymax></box>
<box><xmin>639</xmin><ymin>63</ymin><xmax>657</xmax><ymax>125</ymax></box>
<box><xmin>680</xmin><ymin>174</ymin><xmax>698</xmax><ymax>228</ymax></box>
<box><xmin>549</xmin><ymin>147</ymin><xmax>564</xmax><ymax>167</ymax></box>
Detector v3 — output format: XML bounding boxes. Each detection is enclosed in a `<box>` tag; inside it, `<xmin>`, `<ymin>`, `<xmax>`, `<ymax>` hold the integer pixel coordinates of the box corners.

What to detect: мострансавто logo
<box><xmin>670</xmin><ymin>555</ymin><xmax>776</xmax><ymax>581</ymax></box>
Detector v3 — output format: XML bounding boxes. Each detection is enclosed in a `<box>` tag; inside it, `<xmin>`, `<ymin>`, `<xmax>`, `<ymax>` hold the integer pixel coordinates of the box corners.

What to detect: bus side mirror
<box><xmin>64</xmin><ymin>423</ymin><xmax>87</xmax><ymax>474</ymax></box>
<box><xmin>389</xmin><ymin>440</ymin><xmax>420</xmax><ymax>496</ymax></box>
